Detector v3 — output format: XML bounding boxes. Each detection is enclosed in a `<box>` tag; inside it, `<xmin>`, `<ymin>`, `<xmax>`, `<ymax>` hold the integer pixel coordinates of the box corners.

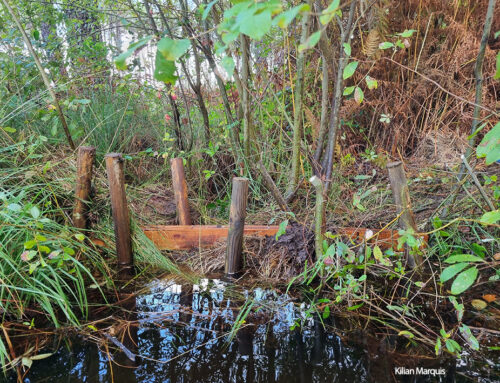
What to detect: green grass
<box><xmin>0</xmin><ymin>143</ymin><xmax>113</xmax><ymax>368</ymax></box>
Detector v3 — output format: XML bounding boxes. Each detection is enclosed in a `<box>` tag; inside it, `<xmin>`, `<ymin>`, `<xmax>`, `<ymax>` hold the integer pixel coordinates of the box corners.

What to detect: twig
<box><xmin>460</xmin><ymin>155</ymin><xmax>495</xmax><ymax>211</ymax></box>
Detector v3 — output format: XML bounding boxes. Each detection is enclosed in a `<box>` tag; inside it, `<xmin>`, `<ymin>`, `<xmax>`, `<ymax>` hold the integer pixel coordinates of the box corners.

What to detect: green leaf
<box><xmin>29</xmin><ymin>262</ymin><xmax>39</xmax><ymax>274</ymax></box>
<box><xmin>365</xmin><ymin>75</ymin><xmax>378</xmax><ymax>89</ymax></box>
<box><xmin>476</xmin><ymin>121</ymin><xmax>500</xmax><ymax>164</ymax></box>
<box><xmin>435</xmin><ymin>337</ymin><xmax>441</xmax><ymax>356</ymax></box>
<box><xmin>157</xmin><ymin>37</ymin><xmax>190</xmax><ymax>61</ymax></box>
<box><xmin>221</xmin><ymin>55</ymin><xmax>235</xmax><ymax>76</ymax></box>
<box><xmin>373</xmin><ymin>245</ymin><xmax>392</xmax><ymax>266</ymax></box>
<box><xmin>343</xmin><ymin>86</ymin><xmax>355</xmax><ymax>96</ymax></box>
<box><xmin>202</xmin><ymin>0</ymin><xmax>218</xmax><ymax>20</ymax></box>
<box><xmin>479</xmin><ymin>209</ymin><xmax>500</xmax><ymax>225</ymax></box>
<box><xmin>154</xmin><ymin>50</ymin><xmax>177</xmax><ymax>85</ymax></box>
<box><xmin>30</xmin><ymin>206</ymin><xmax>40</xmax><ymax>219</ymax></box>
<box><xmin>343</xmin><ymin>61</ymin><xmax>358</xmax><ymax>80</ymax></box>
<box><xmin>319</xmin><ymin>0</ymin><xmax>341</xmax><ymax>25</ymax></box>
<box><xmin>440</xmin><ymin>263</ymin><xmax>469</xmax><ymax>283</ymax></box>
<box><xmin>322</xmin><ymin>305</ymin><xmax>330</xmax><ymax>319</ymax></box>
<box><xmin>275</xmin><ymin>219</ymin><xmax>288</xmax><ymax>240</ymax></box>
<box><xmin>387</xmin><ymin>305</ymin><xmax>404</xmax><ymax>312</ymax></box>
<box><xmin>50</xmin><ymin>119</ymin><xmax>58</xmax><ymax>136</ymax></box>
<box><xmin>22</xmin><ymin>357</ymin><xmax>33</xmax><ymax>369</ymax></box>
<box><xmin>39</xmin><ymin>245</ymin><xmax>50</xmax><ymax>254</ymax></box>
<box><xmin>221</xmin><ymin>30</ymin><xmax>239</xmax><ymax>45</ymax></box>
<box><xmin>298</xmin><ymin>30</ymin><xmax>321</xmax><ymax>52</ymax></box>
<box><xmin>114</xmin><ymin>35</ymin><xmax>153</xmax><ymax>70</ymax></box>
<box><xmin>354</xmin><ymin>87</ymin><xmax>364</xmax><ymax>104</ymax></box>
<box><xmin>449</xmin><ymin>296</ymin><xmax>464</xmax><ymax>322</ymax></box>
<box><xmin>343</xmin><ymin>43</ymin><xmax>351</xmax><ymax>56</ymax></box>
<box><xmin>240</xmin><ymin>9</ymin><xmax>272</xmax><ymax>40</ymax></box>
<box><xmin>470</xmin><ymin>243</ymin><xmax>486</xmax><ymax>257</ymax></box>
<box><xmin>24</xmin><ymin>240</ymin><xmax>37</xmax><ymax>249</ymax></box>
<box><xmin>451</xmin><ymin>266</ymin><xmax>478</xmax><ymax>295</ymax></box>
<box><xmin>30</xmin><ymin>353</ymin><xmax>53</xmax><ymax>361</ymax></box>
<box><xmin>445</xmin><ymin>339</ymin><xmax>461</xmax><ymax>353</ymax></box>
<box><xmin>1</xmin><ymin>126</ymin><xmax>16</xmax><ymax>133</ymax></box>
<box><xmin>444</xmin><ymin>254</ymin><xmax>484</xmax><ymax>264</ymax></box>
<box><xmin>274</xmin><ymin>4</ymin><xmax>310</xmax><ymax>29</ymax></box>
<box><xmin>347</xmin><ymin>303</ymin><xmax>364</xmax><ymax>311</ymax></box>
<box><xmin>398</xmin><ymin>29</ymin><xmax>417</xmax><ymax>38</ymax></box>
<box><xmin>35</xmin><ymin>234</ymin><xmax>47</xmax><ymax>242</ymax></box>
<box><xmin>379</xmin><ymin>41</ymin><xmax>394</xmax><ymax>50</ymax></box>
<box><xmin>75</xmin><ymin>233</ymin><xmax>85</xmax><ymax>241</ymax></box>
<box><xmin>440</xmin><ymin>328</ymin><xmax>449</xmax><ymax>338</ymax></box>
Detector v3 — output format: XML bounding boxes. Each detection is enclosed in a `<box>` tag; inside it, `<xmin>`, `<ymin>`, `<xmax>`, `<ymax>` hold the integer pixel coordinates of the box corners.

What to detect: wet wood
<box><xmin>141</xmin><ymin>225</ymin><xmax>428</xmax><ymax>251</ymax></box>
<box><xmin>170</xmin><ymin>157</ymin><xmax>192</xmax><ymax>225</ymax></box>
<box><xmin>73</xmin><ymin>146</ymin><xmax>95</xmax><ymax>230</ymax></box>
<box><xmin>387</xmin><ymin>161</ymin><xmax>423</xmax><ymax>268</ymax></box>
<box><xmin>105</xmin><ymin>153</ymin><xmax>133</xmax><ymax>270</ymax></box>
<box><xmin>225</xmin><ymin>177</ymin><xmax>249</xmax><ymax>276</ymax></box>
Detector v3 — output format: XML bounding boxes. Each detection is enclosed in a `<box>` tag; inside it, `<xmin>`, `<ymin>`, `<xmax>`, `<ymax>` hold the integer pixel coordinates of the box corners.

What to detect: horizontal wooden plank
<box><xmin>141</xmin><ymin>225</ymin><xmax>428</xmax><ymax>251</ymax></box>
<box><xmin>142</xmin><ymin>225</ymin><xmax>279</xmax><ymax>250</ymax></box>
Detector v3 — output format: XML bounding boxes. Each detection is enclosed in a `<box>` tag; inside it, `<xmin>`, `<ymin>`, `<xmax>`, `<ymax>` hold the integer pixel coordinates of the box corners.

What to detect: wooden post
<box><xmin>387</xmin><ymin>161</ymin><xmax>423</xmax><ymax>268</ymax></box>
<box><xmin>225</xmin><ymin>177</ymin><xmax>249</xmax><ymax>277</ymax></box>
<box><xmin>170</xmin><ymin>157</ymin><xmax>192</xmax><ymax>225</ymax></box>
<box><xmin>73</xmin><ymin>146</ymin><xmax>96</xmax><ymax>230</ymax></box>
<box><xmin>105</xmin><ymin>153</ymin><xmax>133</xmax><ymax>272</ymax></box>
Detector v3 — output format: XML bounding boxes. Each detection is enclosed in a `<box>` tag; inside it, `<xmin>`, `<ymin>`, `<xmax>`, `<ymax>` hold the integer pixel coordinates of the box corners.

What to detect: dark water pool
<box><xmin>5</xmin><ymin>279</ymin><xmax>499</xmax><ymax>383</ymax></box>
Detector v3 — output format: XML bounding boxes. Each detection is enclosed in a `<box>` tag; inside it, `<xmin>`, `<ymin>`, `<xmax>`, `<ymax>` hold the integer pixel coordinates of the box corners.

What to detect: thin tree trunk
<box><xmin>460</xmin><ymin>0</ymin><xmax>496</xmax><ymax>174</ymax></box>
<box><xmin>287</xmin><ymin>1</ymin><xmax>312</xmax><ymax>197</ymax></box>
<box><xmin>177</xmin><ymin>79</ymin><xmax>194</xmax><ymax>151</ymax></box>
<box><xmin>2</xmin><ymin>0</ymin><xmax>76</xmax><ymax>150</ymax></box>
<box><xmin>143</xmin><ymin>0</ymin><xmax>185</xmax><ymax>150</ymax></box>
<box><xmin>167</xmin><ymin>0</ymin><xmax>211</xmax><ymax>145</ymax></box>
<box><xmin>241</xmin><ymin>34</ymin><xmax>251</xmax><ymax>158</ymax></box>
<box><xmin>192</xmin><ymin>45</ymin><xmax>211</xmax><ymax>144</ymax></box>
<box><xmin>313</xmin><ymin>53</ymin><xmax>329</xmax><ymax>174</ymax></box>
<box><xmin>441</xmin><ymin>0</ymin><xmax>497</xmax><ymax>217</ymax></box>
<box><xmin>168</xmin><ymin>92</ymin><xmax>184</xmax><ymax>150</ymax></box>
<box><xmin>143</xmin><ymin>0</ymin><xmax>160</xmax><ymax>35</ymax></box>
<box><xmin>322</xmin><ymin>0</ymin><xmax>357</xmax><ymax>193</ymax></box>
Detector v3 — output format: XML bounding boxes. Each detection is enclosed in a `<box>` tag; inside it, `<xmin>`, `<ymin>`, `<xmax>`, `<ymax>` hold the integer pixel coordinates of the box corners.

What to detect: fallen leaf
<box><xmin>482</xmin><ymin>294</ymin><xmax>497</xmax><ymax>303</ymax></box>
<box><xmin>471</xmin><ymin>299</ymin><xmax>487</xmax><ymax>310</ymax></box>
<box><xmin>493</xmin><ymin>253</ymin><xmax>500</xmax><ymax>261</ymax></box>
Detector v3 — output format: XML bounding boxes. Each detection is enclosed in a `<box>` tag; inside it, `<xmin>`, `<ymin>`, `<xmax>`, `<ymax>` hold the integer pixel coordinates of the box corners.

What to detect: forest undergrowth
<box><xmin>0</xmin><ymin>0</ymin><xmax>499</xmax><ymax>377</ymax></box>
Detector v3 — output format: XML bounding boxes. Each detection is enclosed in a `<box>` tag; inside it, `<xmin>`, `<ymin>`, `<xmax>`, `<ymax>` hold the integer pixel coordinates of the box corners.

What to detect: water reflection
<box><xmin>11</xmin><ymin>278</ymin><xmax>500</xmax><ymax>383</ymax></box>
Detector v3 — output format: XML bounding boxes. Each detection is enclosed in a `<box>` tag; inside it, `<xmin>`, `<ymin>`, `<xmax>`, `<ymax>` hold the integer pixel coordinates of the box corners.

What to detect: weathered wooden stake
<box><xmin>225</xmin><ymin>177</ymin><xmax>249</xmax><ymax>277</ymax></box>
<box><xmin>170</xmin><ymin>157</ymin><xmax>192</xmax><ymax>225</ymax></box>
<box><xmin>105</xmin><ymin>153</ymin><xmax>133</xmax><ymax>272</ymax></box>
<box><xmin>387</xmin><ymin>161</ymin><xmax>423</xmax><ymax>269</ymax></box>
<box><xmin>73</xmin><ymin>146</ymin><xmax>96</xmax><ymax>230</ymax></box>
